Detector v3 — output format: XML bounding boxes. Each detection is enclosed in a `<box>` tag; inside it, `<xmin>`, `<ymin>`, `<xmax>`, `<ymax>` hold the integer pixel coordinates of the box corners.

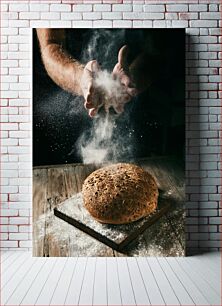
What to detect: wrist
<box><xmin>71</xmin><ymin>63</ymin><xmax>84</xmax><ymax>96</ymax></box>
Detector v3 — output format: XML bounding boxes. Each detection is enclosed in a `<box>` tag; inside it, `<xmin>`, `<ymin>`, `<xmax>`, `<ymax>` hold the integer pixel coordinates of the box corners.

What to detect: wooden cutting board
<box><xmin>54</xmin><ymin>191</ymin><xmax>171</xmax><ymax>252</ymax></box>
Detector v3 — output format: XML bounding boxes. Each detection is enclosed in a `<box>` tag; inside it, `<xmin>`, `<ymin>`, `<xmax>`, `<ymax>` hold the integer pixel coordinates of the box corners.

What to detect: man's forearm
<box><xmin>37</xmin><ymin>29</ymin><xmax>84</xmax><ymax>96</ymax></box>
<box><xmin>41</xmin><ymin>44</ymin><xmax>84</xmax><ymax>96</ymax></box>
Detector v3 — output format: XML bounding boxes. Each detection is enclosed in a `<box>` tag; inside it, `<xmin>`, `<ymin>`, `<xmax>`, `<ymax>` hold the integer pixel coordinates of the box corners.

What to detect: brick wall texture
<box><xmin>0</xmin><ymin>0</ymin><xmax>221</xmax><ymax>254</ymax></box>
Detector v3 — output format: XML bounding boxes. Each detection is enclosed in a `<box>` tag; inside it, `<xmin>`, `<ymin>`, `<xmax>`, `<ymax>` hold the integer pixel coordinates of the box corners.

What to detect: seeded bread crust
<box><xmin>82</xmin><ymin>163</ymin><xmax>158</xmax><ymax>224</ymax></box>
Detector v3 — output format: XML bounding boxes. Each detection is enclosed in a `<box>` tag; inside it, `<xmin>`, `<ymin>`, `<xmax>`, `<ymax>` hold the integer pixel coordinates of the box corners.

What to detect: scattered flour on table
<box><xmin>34</xmin><ymin>190</ymin><xmax>185</xmax><ymax>256</ymax></box>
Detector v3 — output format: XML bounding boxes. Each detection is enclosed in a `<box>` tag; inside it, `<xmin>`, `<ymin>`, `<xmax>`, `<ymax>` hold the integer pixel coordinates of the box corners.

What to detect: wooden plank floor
<box><xmin>33</xmin><ymin>158</ymin><xmax>185</xmax><ymax>257</ymax></box>
<box><xmin>1</xmin><ymin>251</ymin><xmax>220</xmax><ymax>306</ymax></box>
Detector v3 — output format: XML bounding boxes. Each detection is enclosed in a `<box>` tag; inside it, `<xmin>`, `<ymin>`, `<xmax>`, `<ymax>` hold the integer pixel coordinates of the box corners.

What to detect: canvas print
<box><xmin>33</xmin><ymin>29</ymin><xmax>185</xmax><ymax>257</ymax></box>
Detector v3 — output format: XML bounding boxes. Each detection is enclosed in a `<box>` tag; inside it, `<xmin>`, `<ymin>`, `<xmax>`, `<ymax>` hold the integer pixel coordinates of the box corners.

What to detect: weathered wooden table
<box><xmin>33</xmin><ymin>157</ymin><xmax>185</xmax><ymax>257</ymax></box>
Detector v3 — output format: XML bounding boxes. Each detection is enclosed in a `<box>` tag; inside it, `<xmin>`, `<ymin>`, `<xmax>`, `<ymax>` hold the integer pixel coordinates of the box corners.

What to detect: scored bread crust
<box><xmin>82</xmin><ymin>163</ymin><xmax>159</xmax><ymax>224</ymax></box>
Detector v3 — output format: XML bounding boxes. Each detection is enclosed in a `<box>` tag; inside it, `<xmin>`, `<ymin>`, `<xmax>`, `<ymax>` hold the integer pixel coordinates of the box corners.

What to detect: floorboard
<box><xmin>117</xmin><ymin>258</ymin><xmax>136</xmax><ymax>305</ymax></box>
<box><xmin>20</xmin><ymin>258</ymin><xmax>57</xmax><ymax>305</ymax></box>
<box><xmin>3</xmin><ymin>258</ymin><xmax>46</xmax><ymax>305</ymax></box>
<box><xmin>195</xmin><ymin>252</ymin><xmax>220</xmax><ymax>273</ymax></box>
<box><xmin>186</xmin><ymin>256</ymin><xmax>220</xmax><ymax>294</ymax></box>
<box><xmin>64</xmin><ymin>257</ymin><xmax>87</xmax><ymax>305</ymax></box>
<box><xmin>136</xmin><ymin>257</ymin><xmax>165</xmax><ymax>305</ymax></box>
<box><xmin>50</xmin><ymin>257</ymin><xmax>77</xmax><ymax>305</ymax></box>
<box><xmin>36</xmin><ymin>258</ymin><xmax>68</xmax><ymax>305</ymax></box>
<box><xmin>106</xmin><ymin>258</ymin><xmax>122</xmax><ymax>306</ymax></box>
<box><xmin>175</xmin><ymin>257</ymin><xmax>221</xmax><ymax>305</ymax></box>
<box><xmin>0</xmin><ymin>251</ymin><xmax>14</xmax><ymax>263</ymax></box>
<box><xmin>166</xmin><ymin>257</ymin><xmax>211</xmax><ymax>305</ymax></box>
<box><xmin>127</xmin><ymin>257</ymin><xmax>150</xmax><ymax>305</ymax></box>
<box><xmin>157</xmin><ymin>258</ymin><xmax>195</xmax><ymax>305</ymax></box>
<box><xmin>1</xmin><ymin>252</ymin><xmax>30</xmax><ymax>289</ymax></box>
<box><xmin>1</xmin><ymin>251</ymin><xmax>221</xmax><ymax>306</ymax></box>
<box><xmin>93</xmin><ymin>257</ymin><xmax>107</xmax><ymax>305</ymax></box>
<box><xmin>78</xmin><ymin>257</ymin><xmax>96</xmax><ymax>306</ymax></box>
<box><xmin>147</xmin><ymin>257</ymin><xmax>180</xmax><ymax>305</ymax></box>
<box><xmin>2</xmin><ymin>251</ymin><xmax>23</xmax><ymax>273</ymax></box>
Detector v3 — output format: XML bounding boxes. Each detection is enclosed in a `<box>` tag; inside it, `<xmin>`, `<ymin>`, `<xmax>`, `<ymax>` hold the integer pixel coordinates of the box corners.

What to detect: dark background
<box><xmin>33</xmin><ymin>29</ymin><xmax>185</xmax><ymax>166</ymax></box>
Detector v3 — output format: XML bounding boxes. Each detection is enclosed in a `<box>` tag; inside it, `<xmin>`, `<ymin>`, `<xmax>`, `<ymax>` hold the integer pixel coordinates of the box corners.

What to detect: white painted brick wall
<box><xmin>0</xmin><ymin>0</ymin><xmax>221</xmax><ymax>254</ymax></box>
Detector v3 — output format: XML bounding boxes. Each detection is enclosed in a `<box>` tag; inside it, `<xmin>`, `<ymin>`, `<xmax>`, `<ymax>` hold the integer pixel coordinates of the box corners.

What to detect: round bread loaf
<box><xmin>82</xmin><ymin>163</ymin><xmax>158</xmax><ymax>224</ymax></box>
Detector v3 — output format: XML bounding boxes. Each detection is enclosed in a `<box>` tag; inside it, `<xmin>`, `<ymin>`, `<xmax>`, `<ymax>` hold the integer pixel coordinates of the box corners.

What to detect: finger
<box><xmin>86</xmin><ymin>88</ymin><xmax>104</xmax><ymax>111</ymax></box>
<box><xmin>114</xmin><ymin>104</ymin><xmax>125</xmax><ymax>114</ymax></box>
<box><xmin>85</xmin><ymin>60</ymin><xmax>99</xmax><ymax>72</ymax></box>
<box><xmin>91</xmin><ymin>60</ymin><xmax>100</xmax><ymax>73</ymax></box>
<box><xmin>85</xmin><ymin>85</ymin><xmax>94</xmax><ymax>106</ymax></box>
<box><xmin>120</xmin><ymin>74</ymin><xmax>131</xmax><ymax>87</ymax></box>
<box><xmin>90</xmin><ymin>60</ymin><xmax>101</xmax><ymax>80</ymax></box>
<box><xmin>123</xmin><ymin>95</ymin><xmax>131</xmax><ymax>105</ymax></box>
<box><xmin>84</xmin><ymin>100</ymin><xmax>94</xmax><ymax>109</ymax></box>
<box><xmin>89</xmin><ymin>107</ymin><xmax>98</xmax><ymax>117</ymax></box>
<box><xmin>118</xmin><ymin>91</ymin><xmax>132</xmax><ymax>106</ymax></box>
<box><xmin>126</xmin><ymin>87</ymin><xmax>138</xmax><ymax>97</ymax></box>
<box><xmin>118</xmin><ymin>45</ymin><xmax>129</xmax><ymax>70</ymax></box>
<box><xmin>112</xmin><ymin>63</ymin><xmax>120</xmax><ymax>80</ymax></box>
<box><xmin>81</xmin><ymin>73</ymin><xmax>92</xmax><ymax>95</ymax></box>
